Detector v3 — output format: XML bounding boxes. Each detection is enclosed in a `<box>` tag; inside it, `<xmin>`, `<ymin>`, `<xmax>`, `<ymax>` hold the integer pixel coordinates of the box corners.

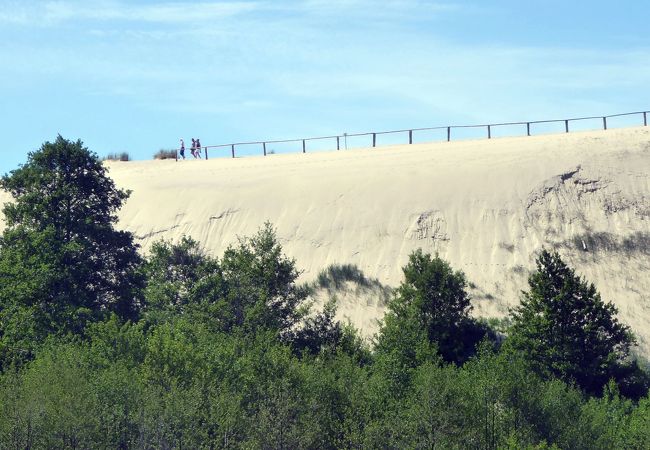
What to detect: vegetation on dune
<box><xmin>0</xmin><ymin>137</ymin><xmax>649</xmax><ymax>448</ymax></box>
<box><xmin>153</xmin><ymin>149</ymin><xmax>177</xmax><ymax>160</ymax></box>
<box><xmin>102</xmin><ymin>151</ymin><xmax>130</xmax><ymax>162</ymax></box>
<box><xmin>312</xmin><ymin>263</ymin><xmax>392</xmax><ymax>305</ymax></box>
<box><xmin>507</xmin><ymin>250</ymin><xmax>647</xmax><ymax>398</ymax></box>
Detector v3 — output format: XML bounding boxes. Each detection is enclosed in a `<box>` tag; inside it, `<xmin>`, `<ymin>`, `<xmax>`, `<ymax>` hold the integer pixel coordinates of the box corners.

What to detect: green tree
<box><xmin>289</xmin><ymin>298</ymin><xmax>343</xmax><ymax>356</ymax></box>
<box><xmin>220</xmin><ymin>222</ymin><xmax>309</xmax><ymax>336</ymax></box>
<box><xmin>508</xmin><ymin>250</ymin><xmax>634</xmax><ymax>396</ymax></box>
<box><xmin>143</xmin><ymin>224</ymin><xmax>309</xmax><ymax>338</ymax></box>
<box><xmin>0</xmin><ymin>136</ymin><xmax>143</xmax><ymax>366</ymax></box>
<box><xmin>142</xmin><ymin>236</ymin><xmax>227</xmax><ymax>327</ymax></box>
<box><xmin>376</xmin><ymin>249</ymin><xmax>489</xmax><ymax>365</ymax></box>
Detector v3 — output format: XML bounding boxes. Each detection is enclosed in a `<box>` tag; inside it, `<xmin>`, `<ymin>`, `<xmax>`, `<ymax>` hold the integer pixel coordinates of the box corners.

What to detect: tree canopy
<box><xmin>376</xmin><ymin>250</ymin><xmax>489</xmax><ymax>366</ymax></box>
<box><xmin>508</xmin><ymin>250</ymin><xmax>635</xmax><ymax>396</ymax></box>
<box><xmin>1</xmin><ymin>137</ymin><xmax>649</xmax><ymax>448</ymax></box>
<box><xmin>0</xmin><ymin>136</ymin><xmax>143</xmax><ymax>367</ymax></box>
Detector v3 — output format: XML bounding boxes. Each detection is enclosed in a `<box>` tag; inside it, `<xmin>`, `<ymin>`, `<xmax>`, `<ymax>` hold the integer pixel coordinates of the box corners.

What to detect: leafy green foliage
<box><xmin>143</xmin><ymin>224</ymin><xmax>311</xmax><ymax>340</ymax></box>
<box><xmin>1</xmin><ymin>138</ymin><xmax>650</xmax><ymax>447</ymax></box>
<box><xmin>289</xmin><ymin>298</ymin><xmax>343</xmax><ymax>356</ymax></box>
<box><xmin>220</xmin><ymin>222</ymin><xmax>309</xmax><ymax>336</ymax></box>
<box><xmin>508</xmin><ymin>250</ymin><xmax>637</xmax><ymax>396</ymax></box>
<box><xmin>0</xmin><ymin>136</ymin><xmax>143</xmax><ymax>367</ymax></box>
<box><xmin>376</xmin><ymin>249</ymin><xmax>491</xmax><ymax>365</ymax></box>
<box><xmin>143</xmin><ymin>236</ymin><xmax>226</xmax><ymax>326</ymax></box>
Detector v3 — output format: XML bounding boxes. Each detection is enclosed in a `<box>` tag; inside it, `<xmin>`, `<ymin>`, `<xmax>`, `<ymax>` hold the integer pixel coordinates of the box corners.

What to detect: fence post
<box><xmin>372</xmin><ymin>133</ymin><xmax>376</xmax><ymax>147</ymax></box>
<box><xmin>644</xmin><ymin>112</ymin><xmax>648</xmax><ymax>126</ymax></box>
<box><xmin>565</xmin><ymin>120</ymin><xmax>569</xmax><ymax>133</ymax></box>
<box><xmin>263</xmin><ymin>142</ymin><xmax>267</xmax><ymax>156</ymax></box>
<box><xmin>447</xmin><ymin>127</ymin><xmax>451</xmax><ymax>142</ymax></box>
<box><xmin>487</xmin><ymin>125</ymin><xmax>491</xmax><ymax>139</ymax></box>
<box><xmin>603</xmin><ymin>117</ymin><xmax>607</xmax><ymax>130</ymax></box>
<box><xmin>336</xmin><ymin>136</ymin><xmax>340</xmax><ymax>150</ymax></box>
<box><xmin>205</xmin><ymin>147</ymin><xmax>208</xmax><ymax>160</ymax></box>
<box><xmin>302</xmin><ymin>139</ymin><xmax>306</xmax><ymax>153</ymax></box>
<box><xmin>527</xmin><ymin>122</ymin><xmax>531</xmax><ymax>136</ymax></box>
<box><xmin>231</xmin><ymin>144</ymin><xmax>235</xmax><ymax>158</ymax></box>
<box><xmin>175</xmin><ymin>149</ymin><xmax>178</xmax><ymax>162</ymax></box>
<box><xmin>409</xmin><ymin>130</ymin><xmax>413</xmax><ymax>144</ymax></box>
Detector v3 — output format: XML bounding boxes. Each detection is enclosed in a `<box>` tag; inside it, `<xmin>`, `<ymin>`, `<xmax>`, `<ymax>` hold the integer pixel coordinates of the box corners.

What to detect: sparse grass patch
<box><xmin>103</xmin><ymin>152</ymin><xmax>130</xmax><ymax>162</ymax></box>
<box><xmin>565</xmin><ymin>231</ymin><xmax>650</xmax><ymax>255</ymax></box>
<box><xmin>313</xmin><ymin>263</ymin><xmax>393</xmax><ymax>305</ymax></box>
<box><xmin>511</xmin><ymin>264</ymin><xmax>527</xmax><ymax>275</ymax></box>
<box><xmin>622</xmin><ymin>231</ymin><xmax>650</xmax><ymax>254</ymax></box>
<box><xmin>316</xmin><ymin>264</ymin><xmax>371</xmax><ymax>290</ymax></box>
<box><xmin>154</xmin><ymin>149</ymin><xmax>177</xmax><ymax>160</ymax></box>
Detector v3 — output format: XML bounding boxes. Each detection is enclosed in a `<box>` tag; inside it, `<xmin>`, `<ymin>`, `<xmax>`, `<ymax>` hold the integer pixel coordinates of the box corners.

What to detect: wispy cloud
<box><xmin>0</xmin><ymin>0</ymin><xmax>261</xmax><ymax>25</ymax></box>
<box><xmin>296</xmin><ymin>0</ymin><xmax>461</xmax><ymax>15</ymax></box>
<box><xmin>0</xmin><ymin>0</ymin><xmax>465</xmax><ymax>26</ymax></box>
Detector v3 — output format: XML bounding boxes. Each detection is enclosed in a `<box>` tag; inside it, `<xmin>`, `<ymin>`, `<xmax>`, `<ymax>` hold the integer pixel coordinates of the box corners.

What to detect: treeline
<box><xmin>0</xmin><ymin>137</ymin><xmax>649</xmax><ymax>449</ymax></box>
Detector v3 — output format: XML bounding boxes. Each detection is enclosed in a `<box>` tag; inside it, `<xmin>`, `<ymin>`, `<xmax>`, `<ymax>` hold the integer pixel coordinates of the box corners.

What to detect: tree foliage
<box><xmin>508</xmin><ymin>250</ymin><xmax>635</xmax><ymax>396</ymax></box>
<box><xmin>1</xmin><ymin>137</ymin><xmax>650</xmax><ymax>448</ymax></box>
<box><xmin>142</xmin><ymin>224</ymin><xmax>311</xmax><ymax>339</ymax></box>
<box><xmin>0</xmin><ymin>136</ymin><xmax>143</xmax><ymax>367</ymax></box>
<box><xmin>220</xmin><ymin>222</ymin><xmax>309</xmax><ymax>336</ymax></box>
<box><xmin>376</xmin><ymin>249</ymin><xmax>490</xmax><ymax>365</ymax></box>
<box><xmin>143</xmin><ymin>236</ymin><xmax>226</xmax><ymax>326</ymax></box>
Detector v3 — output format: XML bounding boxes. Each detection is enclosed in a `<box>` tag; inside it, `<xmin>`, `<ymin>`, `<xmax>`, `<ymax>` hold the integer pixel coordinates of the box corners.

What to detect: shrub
<box><xmin>154</xmin><ymin>149</ymin><xmax>177</xmax><ymax>160</ymax></box>
<box><xmin>103</xmin><ymin>152</ymin><xmax>130</xmax><ymax>161</ymax></box>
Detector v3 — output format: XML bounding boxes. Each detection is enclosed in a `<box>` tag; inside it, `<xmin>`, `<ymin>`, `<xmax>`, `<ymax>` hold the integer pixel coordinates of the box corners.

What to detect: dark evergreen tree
<box><xmin>0</xmin><ymin>136</ymin><xmax>143</xmax><ymax>366</ymax></box>
<box><xmin>508</xmin><ymin>250</ymin><xmax>634</xmax><ymax>396</ymax></box>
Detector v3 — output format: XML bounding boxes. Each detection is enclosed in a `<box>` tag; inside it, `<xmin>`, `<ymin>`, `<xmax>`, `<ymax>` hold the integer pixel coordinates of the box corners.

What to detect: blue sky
<box><xmin>1</xmin><ymin>0</ymin><xmax>649</xmax><ymax>173</ymax></box>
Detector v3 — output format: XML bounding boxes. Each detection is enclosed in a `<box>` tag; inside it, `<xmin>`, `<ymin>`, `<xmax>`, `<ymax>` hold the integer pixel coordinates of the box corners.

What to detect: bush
<box><xmin>102</xmin><ymin>152</ymin><xmax>130</xmax><ymax>161</ymax></box>
<box><xmin>154</xmin><ymin>149</ymin><xmax>177</xmax><ymax>160</ymax></box>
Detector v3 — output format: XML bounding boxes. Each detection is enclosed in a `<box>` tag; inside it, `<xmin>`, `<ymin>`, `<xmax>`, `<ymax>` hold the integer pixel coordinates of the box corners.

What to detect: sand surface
<box><xmin>1</xmin><ymin>127</ymin><xmax>649</xmax><ymax>352</ymax></box>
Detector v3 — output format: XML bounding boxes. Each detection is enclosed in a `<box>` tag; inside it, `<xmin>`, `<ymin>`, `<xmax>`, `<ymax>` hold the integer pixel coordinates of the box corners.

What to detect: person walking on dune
<box><xmin>179</xmin><ymin>138</ymin><xmax>185</xmax><ymax>159</ymax></box>
<box><xmin>190</xmin><ymin>138</ymin><xmax>197</xmax><ymax>158</ymax></box>
<box><xmin>195</xmin><ymin>138</ymin><xmax>202</xmax><ymax>159</ymax></box>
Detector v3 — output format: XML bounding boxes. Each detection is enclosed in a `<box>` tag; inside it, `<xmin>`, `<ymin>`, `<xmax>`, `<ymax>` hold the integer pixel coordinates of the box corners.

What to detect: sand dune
<box><xmin>2</xmin><ymin>127</ymin><xmax>649</xmax><ymax>353</ymax></box>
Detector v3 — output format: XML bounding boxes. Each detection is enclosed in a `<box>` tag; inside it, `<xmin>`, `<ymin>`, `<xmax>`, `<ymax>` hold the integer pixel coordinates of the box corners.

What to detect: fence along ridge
<box><xmin>188</xmin><ymin>109</ymin><xmax>649</xmax><ymax>161</ymax></box>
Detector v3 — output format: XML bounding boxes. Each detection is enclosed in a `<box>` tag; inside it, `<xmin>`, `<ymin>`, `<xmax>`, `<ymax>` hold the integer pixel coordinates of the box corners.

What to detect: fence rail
<box><xmin>180</xmin><ymin>110</ymin><xmax>649</xmax><ymax>161</ymax></box>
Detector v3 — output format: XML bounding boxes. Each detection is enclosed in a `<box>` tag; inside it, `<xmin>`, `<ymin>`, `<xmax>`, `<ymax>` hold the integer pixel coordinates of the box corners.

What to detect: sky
<box><xmin>1</xmin><ymin>0</ymin><xmax>649</xmax><ymax>173</ymax></box>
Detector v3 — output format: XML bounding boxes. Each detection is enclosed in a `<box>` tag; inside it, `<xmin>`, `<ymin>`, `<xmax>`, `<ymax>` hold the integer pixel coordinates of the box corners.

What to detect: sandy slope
<box><xmin>1</xmin><ymin>127</ymin><xmax>649</xmax><ymax>352</ymax></box>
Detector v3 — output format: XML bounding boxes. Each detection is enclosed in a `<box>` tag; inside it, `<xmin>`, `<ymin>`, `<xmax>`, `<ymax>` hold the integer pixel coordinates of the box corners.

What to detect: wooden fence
<box><xmin>180</xmin><ymin>110</ymin><xmax>649</xmax><ymax>161</ymax></box>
